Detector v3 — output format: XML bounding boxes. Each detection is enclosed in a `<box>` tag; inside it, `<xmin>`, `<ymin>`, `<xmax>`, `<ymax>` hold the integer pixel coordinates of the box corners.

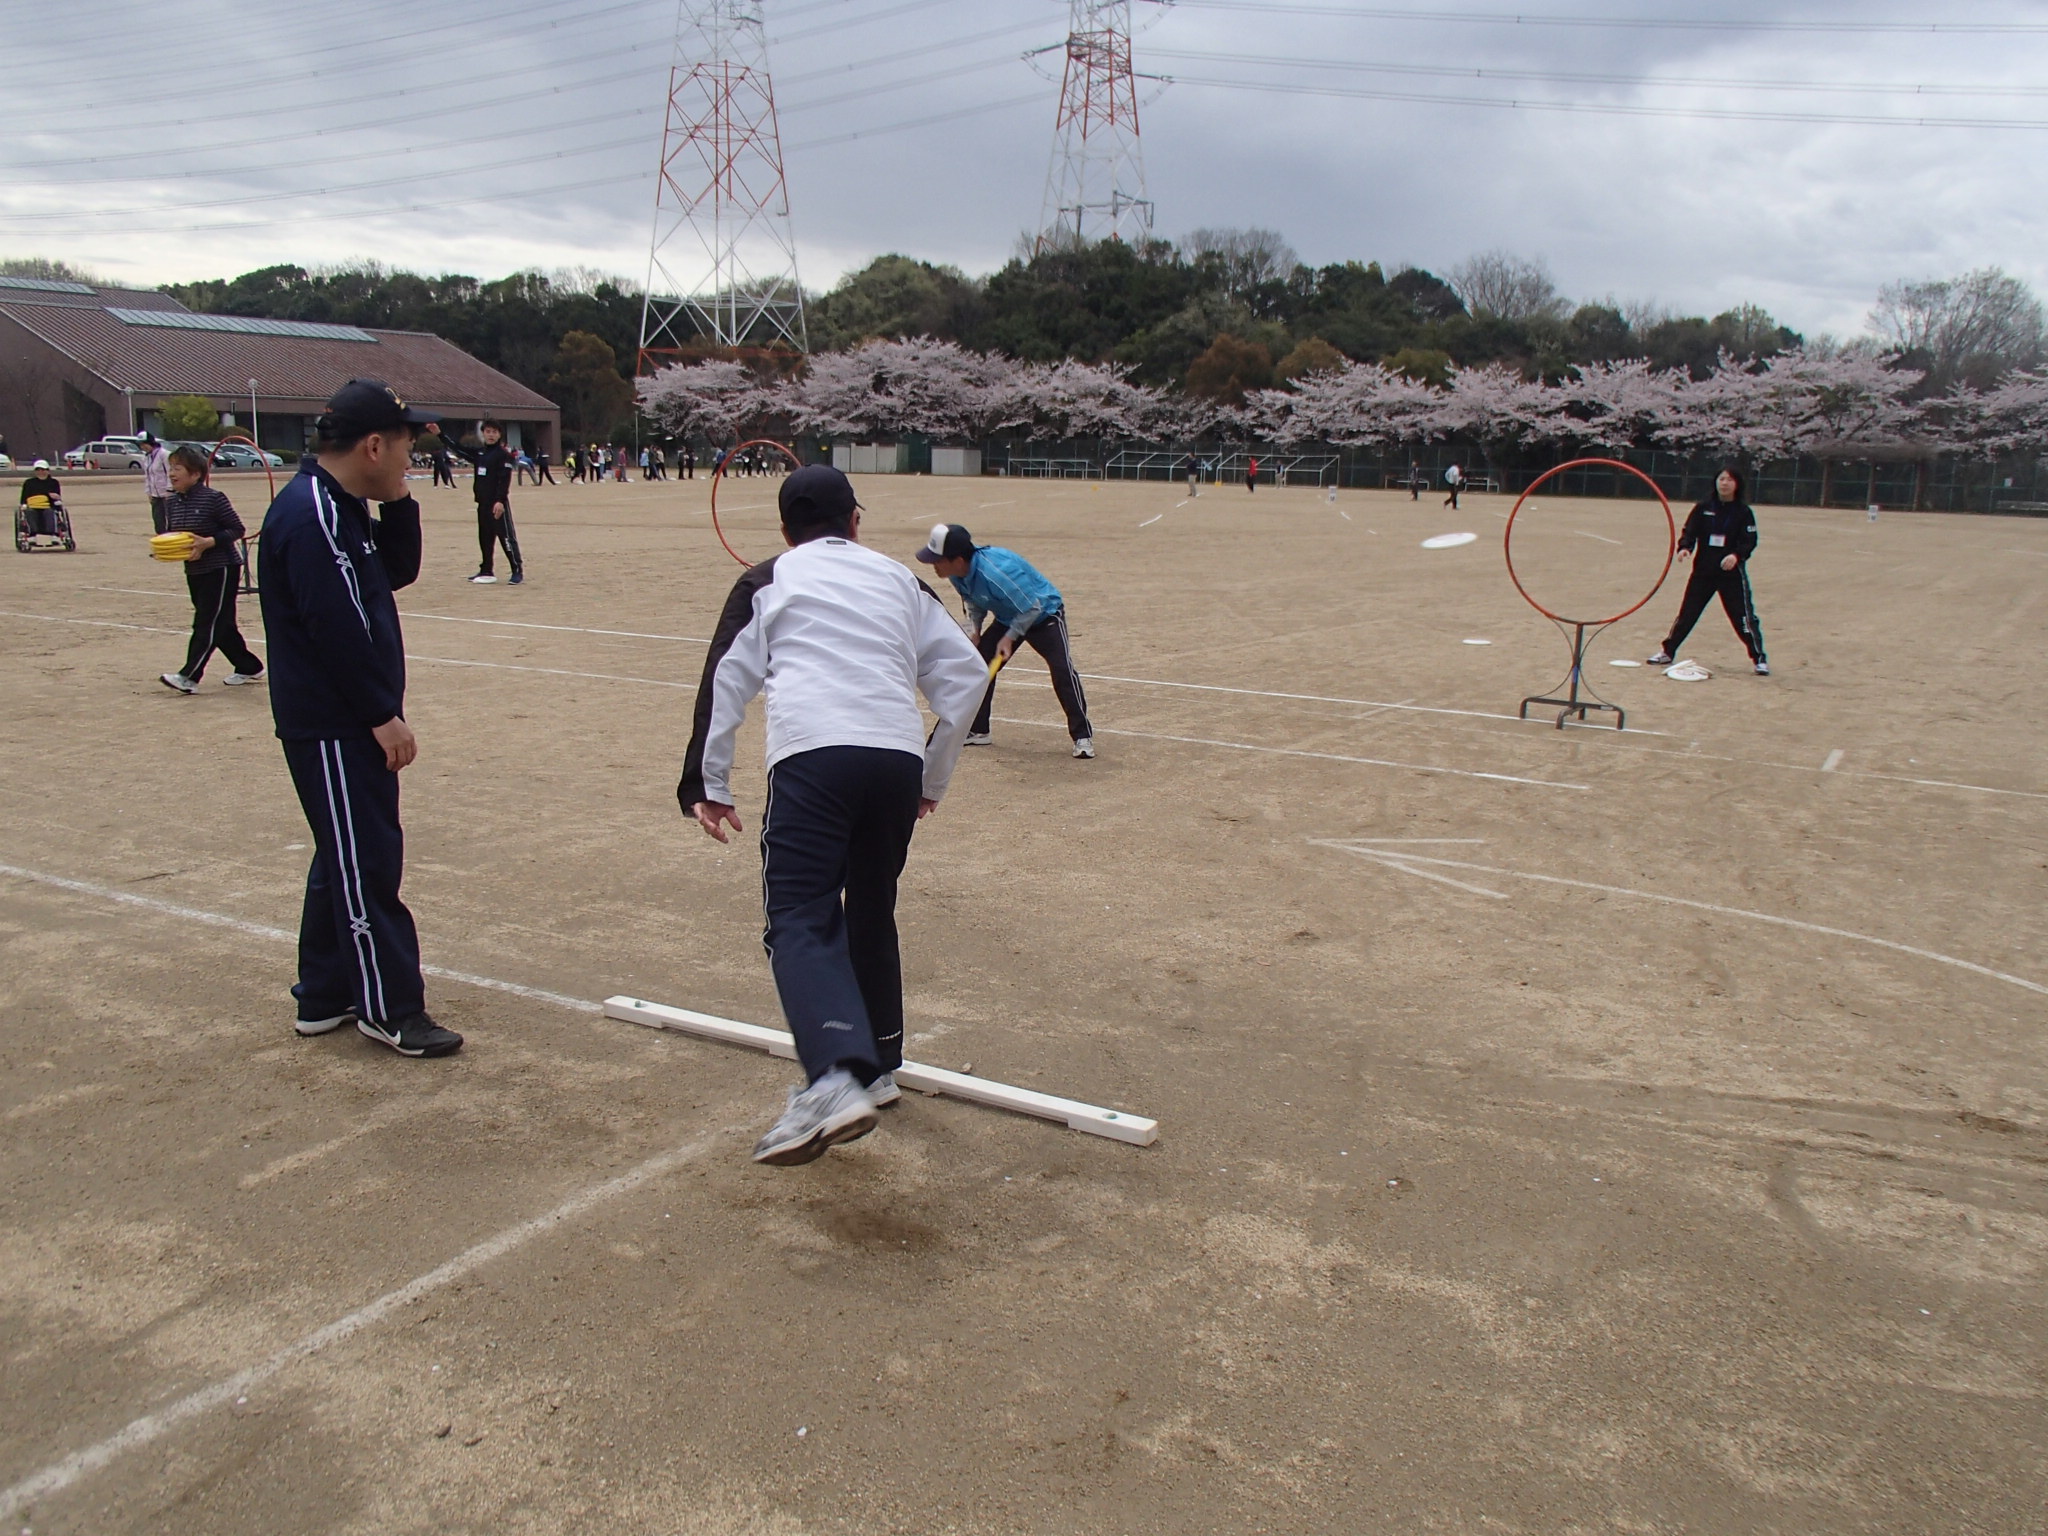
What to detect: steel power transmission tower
<box><xmin>638</xmin><ymin>0</ymin><xmax>806</xmax><ymax>373</ymax></box>
<box><xmin>1036</xmin><ymin>0</ymin><xmax>1153</xmax><ymax>253</ymax></box>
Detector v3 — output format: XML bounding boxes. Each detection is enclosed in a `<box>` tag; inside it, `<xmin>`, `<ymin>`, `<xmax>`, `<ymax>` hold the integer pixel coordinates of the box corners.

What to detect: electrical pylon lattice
<box><xmin>638</xmin><ymin>0</ymin><xmax>806</xmax><ymax>370</ymax></box>
<box><xmin>1036</xmin><ymin>0</ymin><xmax>1153</xmax><ymax>253</ymax></box>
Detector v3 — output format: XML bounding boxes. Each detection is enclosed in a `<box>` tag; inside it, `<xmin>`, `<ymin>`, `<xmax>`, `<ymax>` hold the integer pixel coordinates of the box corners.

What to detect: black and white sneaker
<box><xmin>469</xmin><ymin>572</ymin><xmax>497</xmax><ymax>585</ymax></box>
<box><xmin>867</xmin><ymin>1071</ymin><xmax>902</xmax><ymax>1107</ymax></box>
<box><xmin>159</xmin><ymin>672</ymin><xmax>197</xmax><ymax>694</ymax></box>
<box><xmin>295</xmin><ymin>1010</ymin><xmax>355</xmax><ymax>1037</ymax></box>
<box><xmin>1644</xmin><ymin>651</ymin><xmax>1674</xmax><ymax>666</ymax></box>
<box><xmin>964</xmin><ymin>731</ymin><xmax>993</xmax><ymax>746</ymax></box>
<box><xmin>356</xmin><ymin>1012</ymin><xmax>465</xmax><ymax>1057</ymax></box>
<box><xmin>1754</xmin><ymin>659</ymin><xmax>1771</xmax><ymax>675</ymax></box>
<box><xmin>752</xmin><ymin>1068</ymin><xmax>878</xmax><ymax>1165</ymax></box>
<box><xmin>1071</xmin><ymin>737</ymin><xmax>1096</xmax><ymax>759</ymax></box>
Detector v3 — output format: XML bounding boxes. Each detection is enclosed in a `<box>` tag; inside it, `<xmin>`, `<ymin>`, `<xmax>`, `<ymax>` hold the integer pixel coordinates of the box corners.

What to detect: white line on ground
<box><xmin>1340</xmin><ymin>847</ymin><xmax>1510</xmax><ymax>899</ymax></box>
<box><xmin>401</xmin><ymin>612</ymin><xmax>709</xmax><ymax>643</ymax></box>
<box><xmin>975</xmin><ymin>500</ymin><xmax>1016</xmax><ymax>509</ymax></box>
<box><xmin>1138</xmin><ymin>514</ymin><xmax>1164</xmax><ymax>527</ymax></box>
<box><xmin>991</xmin><ymin>716</ymin><xmax>1586</xmax><ymax>790</ymax></box>
<box><xmin>1309</xmin><ymin>841</ymin><xmax>2048</xmax><ymax>997</ymax></box>
<box><xmin>0</xmin><ymin>863</ymin><xmax>602</xmax><ymax>1013</ymax></box>
<box><xmin>1822</xmin><ymin>748</ymin><xmax>1845</xmax><ymax>772</ymax></box>
<box><xmin>1573</xmin><ymin>530</ymin><xmax>1623</xmax><ymax>545</ymax></box>
<box><xmin>0</xmin><ymin>1133</ymin><xmax>714</xmax><ymax>1519</ymax></box>
<box><xmin>407</xmin><ymin>654</ymin><xmax>690</xmax><ymax>691</ymax></box>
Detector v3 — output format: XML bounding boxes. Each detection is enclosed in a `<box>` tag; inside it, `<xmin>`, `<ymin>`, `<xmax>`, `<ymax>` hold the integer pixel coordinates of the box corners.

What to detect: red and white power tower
<box><xmin>638</xmin><ymin>0</ymin><xmax>807</xmax><ymax>373</ymax></box>
<box><xmin>1036</xmin><ymin>0</ymin><xmax>1154</xmax><ymax>254</ymax></box>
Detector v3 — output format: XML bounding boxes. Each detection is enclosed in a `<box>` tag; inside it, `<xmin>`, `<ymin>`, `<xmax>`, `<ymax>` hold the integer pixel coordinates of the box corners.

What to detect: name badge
<box><xmin>1708</xmin><ymin>535</ymin><xmax>1726</xmax><ymax>547</ymax></box>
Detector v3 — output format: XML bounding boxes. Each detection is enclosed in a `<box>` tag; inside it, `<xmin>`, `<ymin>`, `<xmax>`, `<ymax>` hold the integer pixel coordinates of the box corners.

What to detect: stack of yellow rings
<box><xmin>149</xmin><ymin>531</ymin><xmax>198</xmax><ymax>561</ymax></box>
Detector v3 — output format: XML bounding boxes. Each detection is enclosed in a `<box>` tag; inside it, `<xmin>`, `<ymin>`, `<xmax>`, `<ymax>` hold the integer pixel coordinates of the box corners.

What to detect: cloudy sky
<box><xmin>4</xmin><ymin>0</ymin><xmax>2045</xmax><ymax>338</ymax></box>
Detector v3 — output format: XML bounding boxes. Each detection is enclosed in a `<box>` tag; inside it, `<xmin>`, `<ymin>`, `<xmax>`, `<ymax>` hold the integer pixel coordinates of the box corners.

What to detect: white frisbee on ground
<box><xmin>1422</xmin><ymin>531</ymin><xmax>1478</xmax><ymax>549</ymax></box>
<box><xmin>1462</xmin><ymin>638</ymin><xmax>1491</xmax><ymax>645</ymax></box>
<box><xmin>1664</xmin><ymin>659</ymin><xmax>1712</xmax><ymax>681</ymax></box>
<box><xmin>1609</xmin><ymin>658</ymin><xmax>1643</xmax><ymax>667</ymax></box>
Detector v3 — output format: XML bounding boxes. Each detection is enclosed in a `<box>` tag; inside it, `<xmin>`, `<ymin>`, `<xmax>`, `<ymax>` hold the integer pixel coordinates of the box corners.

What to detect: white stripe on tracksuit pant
<box><xmin>281</xmin><ymin>736</ymin><xmax>425</xmax><ymax>1025</ymax></box>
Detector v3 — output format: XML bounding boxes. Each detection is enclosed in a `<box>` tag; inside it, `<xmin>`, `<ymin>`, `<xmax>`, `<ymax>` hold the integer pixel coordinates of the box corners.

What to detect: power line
<box><xmin>1165</xmin><ymin>1</ymin><xmax>2048</xmax><ymax>34</ymax></box>
<box><xmin>1147</xmin><ymin>47</ymin><xmax>2048</xmax><ymax>100</ymax></box>
<box><xmin>1165</xmin><ymin>71</ymin><xmax>2048</xmax><ymax>129</ymax></box>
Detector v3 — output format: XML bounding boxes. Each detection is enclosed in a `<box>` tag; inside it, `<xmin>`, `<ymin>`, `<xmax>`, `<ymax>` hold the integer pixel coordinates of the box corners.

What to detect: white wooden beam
<box><xmin>602</xmin><ymin>995</ymin><xmax>1158</xmax><ymax>1147</ymax></box>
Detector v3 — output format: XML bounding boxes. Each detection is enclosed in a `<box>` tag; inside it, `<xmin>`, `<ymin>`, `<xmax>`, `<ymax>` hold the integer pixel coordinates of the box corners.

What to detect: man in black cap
<box><xmin>678</xmin><ymin>464</ymin><xmax>985</xmax><ymax>1165</ymax></box>
<box><xmin>256</xmin><ymin>378</ymin><xmax>463</xmax><ymax>1058</ymax></box>
<box><xmin>915</xmin><ymin>522</ymin><xmax>1095</xmax><ymax>759</ymax></box>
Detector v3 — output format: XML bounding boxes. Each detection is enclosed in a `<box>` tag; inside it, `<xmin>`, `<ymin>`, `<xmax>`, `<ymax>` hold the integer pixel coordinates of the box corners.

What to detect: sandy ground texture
<box><xmin>2</xmin><ymin>468</ymin><xmax>2045</xmax><ymax>1535</ymax></box>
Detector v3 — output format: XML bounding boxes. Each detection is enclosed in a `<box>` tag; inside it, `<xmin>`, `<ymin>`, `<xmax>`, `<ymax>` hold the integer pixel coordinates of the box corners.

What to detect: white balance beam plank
<box><xmin>602</xmin><ymin>996</ymin><xmax>1158</xmax><ymax>1147</ymax></box>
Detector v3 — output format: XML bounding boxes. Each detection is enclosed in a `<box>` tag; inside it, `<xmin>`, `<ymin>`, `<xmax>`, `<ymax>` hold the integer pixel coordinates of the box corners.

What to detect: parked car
<box><xmin>0</xmin><ymin>452</ymin><xmax>11</xmax><ymax>470</ymax></box>
<box><xmin>210</xmin><ymin>443</ymin><xmax>283</xmax><ymax>469</ymax></box>
<box><xmin>64</xmin><ymin>436</ymin><xmax>148</xmax><ymax>471</ymax></box>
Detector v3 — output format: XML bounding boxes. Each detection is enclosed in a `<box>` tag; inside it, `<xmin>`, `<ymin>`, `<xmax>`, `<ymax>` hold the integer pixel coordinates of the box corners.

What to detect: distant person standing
<box><xmin>535</xmin><ymin>446</ymin><xmax>556</xmax><ymax>484</ymax></box>
<box><xmin>157</xmin><ymin>445</ymin><xmax>263</xmax><ymax>694</ymax></box>
<box><xmin>142</xmin><ymin>432</ymin><xmax>172</xmax><ymax>532</ymax></box>
<box><xmin>430</xmin><ymin>440</ymin><xmax>456</xmax><ymax>488</ymax></box>
<box><xmin>916</xmin><ymin>522</ymin><xmax>1095</xmax><ymax>760</ymax></box>
<box><xmin>259</xmin><ymin>378</ymin><xmax>462</xmax><ymax>1058</ymax></box>
<box><xmin>446</xmin><ymin>420</ymin><xmax>523</xmax><ymax>585</ymax></box>
<box><xmin>1245</xmin><ymin>455</ymin><xmax>1259</xmax><ymax>494</ymax></box>
<box><xmin>1443</xmin><ymin>463</ymin><xmax>1464</xmax><ymax>510</ymax></box>
<box><xmin>682</xmin><ymin>443</ymin><xmax>696</xmax><ymax>480</ymax></box>
<box><xmin>1182</xmin><ymin>451</ymin><xmax>1199</xmax><ymax>497</ymax></box>
<box><xmin>1407</xmin><ymin>461</ymin><xmax>1422</xmax><ymax>501</ymax></box>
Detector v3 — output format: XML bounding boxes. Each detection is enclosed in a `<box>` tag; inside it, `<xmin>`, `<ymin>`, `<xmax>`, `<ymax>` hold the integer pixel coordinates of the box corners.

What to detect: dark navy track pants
<box><xmin>282</xmin><ymin>736</ymin><xmax>426</xmax><ymax>1026</ymax></box>
<box><xmin>760</xmin><ymin>745</ymin><xmax>923</xmax><ymax>1086</ymax></box>
<box><xmin>1663</xmin><ymin>562</ymin><xmax>1766</xmax><ymax>662</ymax></box>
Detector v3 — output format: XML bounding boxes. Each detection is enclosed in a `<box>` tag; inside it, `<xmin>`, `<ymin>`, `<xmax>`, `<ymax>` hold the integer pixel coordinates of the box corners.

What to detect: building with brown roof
<box><xmin>0</xmin><ymin>275</ymin><xmax>559</xmax><ymax>461</ymax></box>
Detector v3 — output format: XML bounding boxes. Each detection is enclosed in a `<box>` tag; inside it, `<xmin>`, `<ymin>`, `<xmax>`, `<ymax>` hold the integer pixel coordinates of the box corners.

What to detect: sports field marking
<box><xmin>0</xmin><ymin>1125</ymin><xmax>716</xmax><ymax>1521</ymax></box>
<box><xmin>401</xmin><ymin>612</ymin><xmax>710</xmax><ymax>643</ymax></box>
<box><xmin>975</xmin><ymin>500</ymin><xmax>1016</xmax><ymax>509</ymax></box>
<box><xmin>1138</xmin><ymin>514</ymin><xmax>1164</xmax><ymax>527</ymax></box>
<box><xmin>1311</xmin><ymin>840</ymin><xmax>2048</xmax><ymax>998</ymax></box>
<box><xmin>1822</xmin><ymin>749</ymin><xmax>1845</xmax><ymax>772</ymax></box>
<box><xmin>1573</xmin><ymin>530</ymin><xmax>1623</xmax><ymax>545</ymax></box>
<box><xmin>408</xmin><ymin>654</ymin><xmax>692</xmax><ymax>690</ymax></box>
<box><xmin>991</xmin><ymin>716</ymin><xmax>1586</xmax><ymax>790</ymax></box>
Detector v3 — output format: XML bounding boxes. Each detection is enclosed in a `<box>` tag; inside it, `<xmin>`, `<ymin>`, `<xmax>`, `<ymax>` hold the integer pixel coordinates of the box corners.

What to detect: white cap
<box><xmin>33</xmin><ymin>458</ymin><xmax>49</xmax><ymax>470</ymax></box>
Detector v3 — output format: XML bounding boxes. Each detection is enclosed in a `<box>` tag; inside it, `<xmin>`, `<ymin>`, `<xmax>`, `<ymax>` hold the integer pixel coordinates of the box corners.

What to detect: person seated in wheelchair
<box><xmin>18</xmin><ymin>459</ymin><xmax>65</xmax><ymax>537</ymax></box>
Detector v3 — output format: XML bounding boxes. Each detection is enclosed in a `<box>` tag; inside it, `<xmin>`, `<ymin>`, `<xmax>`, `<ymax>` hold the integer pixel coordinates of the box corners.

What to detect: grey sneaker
<box><xmin>752</xmin><ymin>1068</ymin><xmax>878</xmax><ymax>1165</ymax></box>
<box><xmin>223</xmin><ymin>670</ymin><xmax>264</xmax><ymax>685</ymax></box>
<box><xmin>159</xmin><ymin>672</ymin><xmax>197</xmax><ymax>694</ymax></box>
<box><xmin>964</xmin><ymin>731</ymin><xmax>993</xmax><ymax>746</ymax></box>
<box><xmin>1754</xmin><ymin>659</ymin><xmax>1771</xmax><ymax>675</ymax></box>
<box><xmin>1071</xmin><ymin>736</ymin><xmax>1095</xmax><ymax>759</ymax></box>
<box><xmin>1644</xmin><ymin>651</ymin><xmax>1673</xmax><ymax>666</ymax></box>
<box><xmin>867</xmin><ymin>1071</ymin><xmax>902</xmax><ymax>1107</ymax></box>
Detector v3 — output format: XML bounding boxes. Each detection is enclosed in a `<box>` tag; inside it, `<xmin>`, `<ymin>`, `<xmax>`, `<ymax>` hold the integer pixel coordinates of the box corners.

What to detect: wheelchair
<box><xmin>15</xmin><ymin>494</ymin><xmax>76</xmax><ymax>552</ymax></box>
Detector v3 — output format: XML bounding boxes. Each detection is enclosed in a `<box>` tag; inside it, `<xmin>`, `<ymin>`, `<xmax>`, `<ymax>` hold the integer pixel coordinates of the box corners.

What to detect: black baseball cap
<box><xmin>317</xmin><ymin>377</ymin><xmax>440</xmax><ymax>438</ymax></box>
<box><xmin>914</xmin><ymin>523</ymin><xmax>976</xmax><ymax>564</ymax></box>
<box><xmin>779</xmin><ymin>463</ymin><xmax>861</xmax><ymax>529</ymax></box>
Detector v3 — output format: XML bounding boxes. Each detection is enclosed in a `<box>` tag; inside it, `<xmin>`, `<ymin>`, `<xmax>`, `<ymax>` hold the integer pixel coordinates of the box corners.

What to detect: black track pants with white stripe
<box><xmin>972</xmin><ymin>610</ymin><xmax>1093</xmax><ymax>739</ymax></box>
<box><xmin>180</xmin><ymin>566</ymin><xmax>262</xmax><ymax>682</ymax></box>
<box><xmin>475</xmin><ymin>502</ymin><xmax>523</xmax><ymax>576</ymax></box>
<box><xmin>1662</xmin><ymin>562</ymin><xmax>1766</xmax><ymax>662</ymax></box>
<box><xmin>759</xmin><ymin>745</ymin><xmax>923</xmax><ymax>1086</ymax></box>
<box><xmin>282</xmin><ymin>736</ymin><xmax>425</xmax><ymax>1026</ymax></box>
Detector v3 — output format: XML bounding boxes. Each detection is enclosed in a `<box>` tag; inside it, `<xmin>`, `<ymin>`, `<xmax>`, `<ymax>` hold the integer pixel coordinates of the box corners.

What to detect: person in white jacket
<box><xmin>678</xmin><ymin>464</ymin><xmax>986</xmax><ymax>1165</ymax></box>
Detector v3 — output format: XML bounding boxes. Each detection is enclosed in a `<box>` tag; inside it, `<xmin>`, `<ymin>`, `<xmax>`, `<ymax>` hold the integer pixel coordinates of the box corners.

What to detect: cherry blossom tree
<box><xmin>785</xmin><ymin>337</ymin><xmax>1028</xmax><ymax>441</ymax></box>
<box><xmin>1016</xmin><ymin>358</ymin><xmax>1164</xmax><ymax>441</ymax></box>
<box><xmin>637</xmin><ymin>360</ymin><xmax>775</xmax><ymax>444</ymax></box>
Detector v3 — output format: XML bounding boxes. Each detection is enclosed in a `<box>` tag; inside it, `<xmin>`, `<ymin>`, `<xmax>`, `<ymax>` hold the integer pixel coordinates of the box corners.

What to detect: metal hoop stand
<box><xmin>204</xmin><ymin>434</ymin><xmax>276</xmax><ymax>595</ymax></box>
<box><xmin>708</xmin><ymin>438</ymin><xmax>802</xmax><ymax>568</ymax></box>
<box><xmin>1503</xmin><ymin>457</ymin><xmax>1676</xmax><ymax>731</ymax></box>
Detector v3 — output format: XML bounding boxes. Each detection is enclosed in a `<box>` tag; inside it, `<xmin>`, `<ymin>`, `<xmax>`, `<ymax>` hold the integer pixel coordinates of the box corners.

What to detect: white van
<box><xmin>63</xmin><ymin>436</ymin><xmax>148</xmax><ymax>471</ymax></box>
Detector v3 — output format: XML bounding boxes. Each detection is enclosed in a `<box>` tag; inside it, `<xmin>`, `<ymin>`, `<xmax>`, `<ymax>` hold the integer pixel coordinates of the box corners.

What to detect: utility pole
<box><xmin>1036</xmin><ymin>0</ymin><xmax>1153</xmax><ymax>254</ymax></box>
<box><xmin>638</xmin><ymin>0</ymin><xmax>807</xmax><ymax>374</ymax></box>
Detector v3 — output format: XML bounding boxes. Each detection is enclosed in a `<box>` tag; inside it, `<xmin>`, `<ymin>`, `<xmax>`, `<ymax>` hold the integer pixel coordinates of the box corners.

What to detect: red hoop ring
<box><xmin>708</xmin><ymin>438</ymin><xmax>802</xmax><ymax>567</ymax></box>
<box><xmin>204</xmin><ymin>432</ymin><xmax>277</xmax><ymax>505</ymax></box>
<box><xmin>1504</xmin><ymin>456</ymin><xmax>1676</xmax><ymax>627</ymax></box>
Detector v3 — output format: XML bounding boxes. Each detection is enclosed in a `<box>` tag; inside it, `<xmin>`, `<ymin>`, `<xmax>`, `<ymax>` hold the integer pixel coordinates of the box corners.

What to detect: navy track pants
<box><xmin>1663</xmin><ymin>562</ymin><xmax>1766</xmax><ymax>662</ymax></box>
<box><xmin>760</xmin><ymin>745</ymin><xmax>923</xmax><ymax>1086</ymax></box>
<box><xmin>282</xmin><ymin>736</ymin><xmax>425</xmax><ymax>1026</ymax></box>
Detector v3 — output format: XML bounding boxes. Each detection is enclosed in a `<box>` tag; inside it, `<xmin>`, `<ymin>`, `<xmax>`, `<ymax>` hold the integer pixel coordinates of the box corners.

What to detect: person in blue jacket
<box><xmin>257</xmin><ymin>379</ymin><xmax>463</xmax><ymax>1057</ymax></box>
<box><xmin>915</xmin><ymin>522</ymin><xmax>1094</xmax><ymax>759</ymax></box>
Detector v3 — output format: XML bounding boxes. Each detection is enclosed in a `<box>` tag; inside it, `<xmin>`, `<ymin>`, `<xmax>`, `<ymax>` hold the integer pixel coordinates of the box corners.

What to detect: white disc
<box><xmin>1462</xmin><ymin>638</ymin><xmax>1491</xmax><ymax>646</ymax></box>
<box><xmin>1422</xmin><ymin>531</ymin><xmax>1478</xmax><ymax>549</ymax></box>
<box><xmin>1609</xmin><ymin>658</ymin><xmax>1642</xmax><ymax>667</ymax></box>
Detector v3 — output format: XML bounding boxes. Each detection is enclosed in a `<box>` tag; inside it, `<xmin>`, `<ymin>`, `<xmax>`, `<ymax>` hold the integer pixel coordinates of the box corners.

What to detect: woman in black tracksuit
<box><xmin>1648</xmin><ymin>467</ymin><xmax>1770</xmax><ymax>676</ymax></box>
<box><xmin>159</xmin><ymin>444</ymin><xmax>264</xmax><ymax>693</ymax></box>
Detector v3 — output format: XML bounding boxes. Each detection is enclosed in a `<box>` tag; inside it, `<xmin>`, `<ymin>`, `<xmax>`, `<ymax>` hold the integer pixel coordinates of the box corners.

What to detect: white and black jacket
<box><xmin>677</xmin><ymin>537</ymin><xmax>987</xmax><ymax>810</ymax></box>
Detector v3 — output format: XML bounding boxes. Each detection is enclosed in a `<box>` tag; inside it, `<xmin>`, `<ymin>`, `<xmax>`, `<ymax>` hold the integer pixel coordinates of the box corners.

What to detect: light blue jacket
<box><xmin>949</xmin><ymin>545</ymin><xmax>1063</xmax><ymax>640</ymax></box>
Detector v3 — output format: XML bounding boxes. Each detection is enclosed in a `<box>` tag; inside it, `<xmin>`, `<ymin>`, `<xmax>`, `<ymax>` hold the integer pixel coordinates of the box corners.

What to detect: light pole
<box><xmin>248</xmin><ymin>379</ymin><xmax>259</xmax><ymax>449</ymax></box>
<box><xmin>123</xmin><ymin>387</ymin><xmax>135</xmax><ymax>435</ymax></box>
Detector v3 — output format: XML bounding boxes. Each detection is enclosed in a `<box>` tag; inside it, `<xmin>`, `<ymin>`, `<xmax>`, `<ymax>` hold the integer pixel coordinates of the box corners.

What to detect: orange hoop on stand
<box><xmin>1502</xmin><ymin>456</ymin><xmax>1677</xmax><ymax>730</ymax></box>
<box><xmin>206</xmin><ymin>434</ymin><xmax>277</xmax><ymax>595</ymax></box>
<box><xmin>708</xmin><ymin>438</ymin><xmax>801</xmax><ymax>567</ymax></box>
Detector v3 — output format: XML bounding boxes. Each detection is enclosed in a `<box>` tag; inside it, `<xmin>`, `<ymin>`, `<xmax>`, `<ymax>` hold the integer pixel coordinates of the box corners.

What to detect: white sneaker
<box><xmin>1072</xmin><ymin>737</ymin><xmax>1096</xmax><ymax>759</ymax></box>
<box><xmin>751</xmin><ymin>1068</ymin><xmax>879</xmax><ymax>1166</ymax></box>
<box><xmin>964</xmin><ymin>731</ymin><xmax>992</xmax><ymax>746</ymax></box>
<box><xmin>867</xmin><ymin>1071</ymin><xmax>902</xmax><ymax>1107</ymax></box>
<box><xmin>1644</xmin><ymin>651</ymin><xmax>1674</xmax><ymax>666</ymax></box>
<box><xmin>159</xmin><ymin>672</ymin><xmax>196</xmax><ymax>694</ymax></box>
<box><xmin>469</xmin><ymin>572</ymin><xmax>498</xmax><ymax>584</ymax></box>
<box><xmin>223</xmin><ymin>671</ymin><xmax>264</xmax><ymax>686</ymax></box>
<box><xmin>294</xmin><ymin>1011</ymin><xmax>354</xmax><ymax>1036</ymax></box>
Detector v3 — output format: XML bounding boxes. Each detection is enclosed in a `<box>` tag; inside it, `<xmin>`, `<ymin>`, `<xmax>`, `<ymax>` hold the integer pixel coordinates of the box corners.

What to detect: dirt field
<box><xmin>3</xmin><ymin>467</ymin><xmax>2045</xmax><ymax>1535</ymax></box>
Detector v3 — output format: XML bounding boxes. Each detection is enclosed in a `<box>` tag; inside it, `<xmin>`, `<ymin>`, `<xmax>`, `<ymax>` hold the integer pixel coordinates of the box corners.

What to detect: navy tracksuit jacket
<box><xmin>258</xmin><ymin>461</ymin><xmax>428</xmax><ymax>1026</ymax></box>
